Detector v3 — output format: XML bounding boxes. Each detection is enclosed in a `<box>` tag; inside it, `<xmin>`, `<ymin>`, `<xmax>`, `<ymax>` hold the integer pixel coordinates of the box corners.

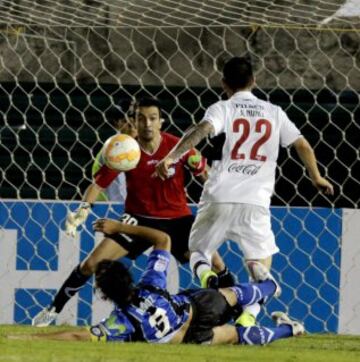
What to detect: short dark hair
<box><xmin>95</xmin><ymin>260</ymin><xmax>134</xmax><ymax>308</ymax></box>
<box><xmin>222</xmin><ymin>57</ymin><xmax>254</xmax><ymax>91</ymax></box>
<box><xmin>136</xmin><ymin>97</ymin><xmax>162</xmax><ymax>117</ymax></box>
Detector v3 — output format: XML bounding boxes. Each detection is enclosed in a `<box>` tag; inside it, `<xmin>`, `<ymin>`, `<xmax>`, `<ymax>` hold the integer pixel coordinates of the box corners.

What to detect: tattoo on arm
<box><xmin>170</xmin><ymin>121</ymin><xmax>214</xmax><ymax>160</ymax></box>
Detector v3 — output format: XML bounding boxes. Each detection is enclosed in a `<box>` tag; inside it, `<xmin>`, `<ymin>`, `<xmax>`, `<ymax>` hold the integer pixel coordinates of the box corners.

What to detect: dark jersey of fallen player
<box><xmin>94</xmin><ymin>250</ymin><xmax>191</xmax><ymax>343</ymax></box>
<box><xmin>94</xmin><ymin>132</ymin><xmax>205</xmax><ymax>218</ymax></box>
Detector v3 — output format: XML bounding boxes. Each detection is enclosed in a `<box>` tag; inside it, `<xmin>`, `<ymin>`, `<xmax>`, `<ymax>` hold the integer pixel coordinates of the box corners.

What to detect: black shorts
<box><xmin>182</xmin><ymin>289</ymin><xmax>233</xmax><ymax>344</ymax></box>
<box><xmin>107</xmin><ymin>213</ymin><xmax>194</xmax><ymax>264</ymax></box>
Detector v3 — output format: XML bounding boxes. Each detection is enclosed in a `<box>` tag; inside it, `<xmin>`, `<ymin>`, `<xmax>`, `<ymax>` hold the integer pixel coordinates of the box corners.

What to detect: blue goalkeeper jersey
<box><xmin>124</xmin><ymin>249</ymin><xmax>191</xmax><ymax>343</ymax></box>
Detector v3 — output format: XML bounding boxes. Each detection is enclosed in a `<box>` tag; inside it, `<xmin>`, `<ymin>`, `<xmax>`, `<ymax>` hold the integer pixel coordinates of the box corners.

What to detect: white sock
<box><xmin>190</xmin><ymin>251</ymin><xmax>211</xmax><ymax>280</ymax></box>
<box><xmin>243</xmin><ymin>303</ymin><xmax>261</xmax><ymax>318</ymax></box>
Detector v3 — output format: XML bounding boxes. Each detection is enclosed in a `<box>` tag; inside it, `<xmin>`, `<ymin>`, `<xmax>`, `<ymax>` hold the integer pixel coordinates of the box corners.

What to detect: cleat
<box><xmin>246</xmin><ymin>261</ymin><xmax>281</xmax><ymax>298</ymax></box>
<box><xmin>235</xmin><ymin>310</ymin><xmax>256</xmax><ymax>327</ymax></box>
<box><xmin>271</xmin><ymin>311</ymin><xmax>305</xmax><ymax>336</ymax></box>
<box><xmin>32</xmin><ymin>307</ymin><xmax>58</xmax><ymax>327</ymax></box>
<box><xmin>200</xmin><ymin>270</ymin><xmax>219</xmax><ymax>289</ymax></box>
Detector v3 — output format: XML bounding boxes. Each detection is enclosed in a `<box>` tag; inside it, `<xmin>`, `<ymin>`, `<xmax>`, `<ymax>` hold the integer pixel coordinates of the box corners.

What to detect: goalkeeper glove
<box><xmin>186</xmin><ymin>149</ymin><xmax>206</xmax><ymax>176</ymax></box>
<box><xmin>65</xmin><ymin>202</ymin><xmax>91</xmax><ymax>238</ymax></box>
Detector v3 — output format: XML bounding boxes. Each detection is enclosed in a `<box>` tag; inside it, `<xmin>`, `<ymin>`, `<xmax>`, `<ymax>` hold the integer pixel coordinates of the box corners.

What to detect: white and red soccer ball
<box><xmin>102</xmin><ymin>134</ymin><xmax>141</xmax><ymax>171</ymax></box>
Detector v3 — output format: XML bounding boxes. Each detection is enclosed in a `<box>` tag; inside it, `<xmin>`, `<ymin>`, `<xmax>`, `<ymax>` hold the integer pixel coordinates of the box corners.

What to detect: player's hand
<box><xmin>65</xmin><ymin>202</ymin><xmax>91</xmax><ymax>237</ymax></box>
<box><xmin>153</xmin><ymin>157</ymin><xmax>175</xmax><ymax>180</ymax></box>
<box><xmin>186</xmin><ymin>149</ymin><xmax>207</xmax><ymax>177</ymax></box>
<box><xmin>187</xmin><ymin>151</ymin><xmax>202</xmax><ymax>170</ymax></box>
<box><xmin>93</xmin><ymin>218</ymin><xmax>122</xmax><ymax>234</ymax></box>
<box><xmin>312</xmin><ymin>176</ymin><xmax>334</xmax><ymax>195</ymax></box>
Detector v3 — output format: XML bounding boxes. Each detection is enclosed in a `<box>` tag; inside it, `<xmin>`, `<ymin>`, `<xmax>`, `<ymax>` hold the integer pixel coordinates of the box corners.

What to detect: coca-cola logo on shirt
<box><xmin>227</xmin><ymin>163</ymin><xmax>261</xmax><ymax>175</ymax></box>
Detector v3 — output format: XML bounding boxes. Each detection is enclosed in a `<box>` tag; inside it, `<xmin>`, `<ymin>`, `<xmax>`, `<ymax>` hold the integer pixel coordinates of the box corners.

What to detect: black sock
<box><xmin>51</xmin><ymin>265</ymin><xmax>91</xmax><ymax>313</ymax></box>
<box><xmin>217</xmin><ymin>267</ymin><xmax>236</xmax><ymax>288</ymax></box>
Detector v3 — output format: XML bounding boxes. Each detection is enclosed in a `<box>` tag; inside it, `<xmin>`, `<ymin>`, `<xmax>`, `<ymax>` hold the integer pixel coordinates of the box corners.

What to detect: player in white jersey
<box><xmin>155</xmin><ymin>57</ymin><xmax>334</xmax><ymax>324</ymax></box>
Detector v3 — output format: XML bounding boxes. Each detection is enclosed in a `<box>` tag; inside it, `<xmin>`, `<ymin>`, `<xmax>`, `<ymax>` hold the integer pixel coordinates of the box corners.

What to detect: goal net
<box><xmin>0</xmin><ymin>0</ymin><xmax>359</xmax><ymax>333</ymax></box>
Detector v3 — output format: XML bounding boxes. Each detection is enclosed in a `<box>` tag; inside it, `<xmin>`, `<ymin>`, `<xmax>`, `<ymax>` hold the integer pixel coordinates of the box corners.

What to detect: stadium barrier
<box><xmin>1</xmin><ymin>200</ymin><xmax>359</xmax><ymax>334</ymax></box>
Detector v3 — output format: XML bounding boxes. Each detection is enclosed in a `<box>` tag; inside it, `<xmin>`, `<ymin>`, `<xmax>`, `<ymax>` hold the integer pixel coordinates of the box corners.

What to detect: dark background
<box><xmin>1</xmin><ymin>82</ymin><xmax>359</xmax><ymax>207</ymax></box>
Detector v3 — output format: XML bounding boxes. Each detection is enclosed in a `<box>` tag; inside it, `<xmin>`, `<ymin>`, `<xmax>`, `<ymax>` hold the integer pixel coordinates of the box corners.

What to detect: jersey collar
<box><xmin>231</xmin><ymin>90</ymin><xmax>256</xmax><ymax>100</ymax></box>
<box><xmin>140</xmin><ymin>134</ymin><xmax>163</xmax><ymax>156</ymax></box>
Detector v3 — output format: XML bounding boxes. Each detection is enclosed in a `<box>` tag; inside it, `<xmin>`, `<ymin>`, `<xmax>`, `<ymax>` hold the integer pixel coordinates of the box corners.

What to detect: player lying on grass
<box><xmin>18</xmin><ymin>219</ymin><xmax>304</xmax><ymax>345</ymax></box>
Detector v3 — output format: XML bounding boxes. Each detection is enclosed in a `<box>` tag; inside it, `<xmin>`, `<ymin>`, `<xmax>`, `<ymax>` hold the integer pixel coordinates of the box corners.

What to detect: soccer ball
<box><xmin>102</xmin><ymin>134</ymin><xmax>141</xmax><ymax>171</ymax></box>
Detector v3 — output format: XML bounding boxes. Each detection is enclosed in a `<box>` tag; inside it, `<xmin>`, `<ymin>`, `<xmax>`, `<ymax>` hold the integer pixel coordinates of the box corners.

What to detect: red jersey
<box><xmin>94</xmin><ymin>132</ymin><xmax>205</xmax><ymax>218</ymax></box>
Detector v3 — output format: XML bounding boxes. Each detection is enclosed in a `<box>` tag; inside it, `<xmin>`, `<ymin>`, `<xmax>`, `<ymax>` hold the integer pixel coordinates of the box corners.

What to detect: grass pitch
<box><xmin>1</xmin><ymin>325</ymin><xmax>360</xmax><ymax>362</ymax></box>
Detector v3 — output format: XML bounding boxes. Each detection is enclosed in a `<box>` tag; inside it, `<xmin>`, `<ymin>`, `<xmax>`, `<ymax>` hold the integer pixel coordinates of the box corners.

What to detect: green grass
<box><xmin>1</xmin><ymin>325</ymin><xmax>360</xmax><ymax>362</ymax></box>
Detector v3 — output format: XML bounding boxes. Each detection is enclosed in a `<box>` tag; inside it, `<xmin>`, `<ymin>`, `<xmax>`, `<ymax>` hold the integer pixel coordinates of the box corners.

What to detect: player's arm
<box><xmin>64</xmin><ymin>183</ymin><xmax>104</xmax><ymax>238</ymax></box>
<box><xmin>94</xmin><ymin>219</ymin><xmax>171</xmax><ymax>291</ymax></box>
<box><xmin>293</xmin><ymin>137</ymin><xmax>334</xmax><ymax>195</ymax></box>
<box><xmin>83</xmin><ymin>183</ymin><xmax>104</xmax><ymax>203</ymax></box>
<box><xmin>155</xmin><ymin>121</ymin><xmax>214</xmax><ymax>180</ymax></box>
<box><xmin>180</xmin><ymin>147</ymin><xmax>208</xmax><ymax>182</ymax></box>
<box><xmin>65</xmin><ymin>162</ymin><xmax>120</xmax><ymax>238</ymax></box>
<box><xmin>195</xmin><ymin>164</ymin><xmax>209</xmax><ymax>183</ymax></box>
<box><xmin>7</xmin><ymin>329</ymin><xmax>91</xmax><ymax>341</ymax></box>
<box><xmin>93</xmin><ymin>219</ymin><xmax>170</xmax><ymax>251</ymax></box>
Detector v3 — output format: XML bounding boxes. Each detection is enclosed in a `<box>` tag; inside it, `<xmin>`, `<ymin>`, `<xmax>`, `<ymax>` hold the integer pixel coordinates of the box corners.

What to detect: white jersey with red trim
<box><xmin>201</xmin><ymin>91</ymin><xmax>302</xmax><ymax>208</ymax></box>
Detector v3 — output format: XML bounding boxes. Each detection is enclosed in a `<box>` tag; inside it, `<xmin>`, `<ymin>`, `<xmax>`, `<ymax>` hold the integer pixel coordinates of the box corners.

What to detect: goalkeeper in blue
<box><xmin>15</xmin><ymin>220</ymin><xmax>304</xmax><ymax>345</ymax></box>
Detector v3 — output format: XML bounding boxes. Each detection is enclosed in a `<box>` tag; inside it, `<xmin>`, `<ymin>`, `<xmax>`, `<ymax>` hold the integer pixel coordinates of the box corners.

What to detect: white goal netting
<box><xmin>0</xmin><ymin>0</ymin><xmax>359</xmax><ymax>333</ymax></box>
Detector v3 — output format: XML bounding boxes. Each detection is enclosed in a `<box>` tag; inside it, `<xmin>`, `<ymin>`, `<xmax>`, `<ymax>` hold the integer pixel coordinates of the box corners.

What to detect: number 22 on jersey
<box><xmin>231</xmin><ymin>118</ymin><xmax>272</xmax><ymax>161</ymax></box>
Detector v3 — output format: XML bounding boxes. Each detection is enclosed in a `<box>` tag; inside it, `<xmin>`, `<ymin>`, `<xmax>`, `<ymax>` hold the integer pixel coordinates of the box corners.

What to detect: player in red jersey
<box><xmin>32</xmin><ymin>97</ymin><xmax>235</xmax><ymax>327</ymax></box>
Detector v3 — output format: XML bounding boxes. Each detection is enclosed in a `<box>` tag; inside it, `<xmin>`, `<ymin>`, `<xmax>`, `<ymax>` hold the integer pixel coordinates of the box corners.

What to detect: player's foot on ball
<box><xmin>246</xmin><ymin>261</ymin><xmax>282</xmax><ymax>298</ymax></box>
<box><xmin>271</xmin><ymin>311</ymin><xmax>305</xmax><ymax>336</ymax></box>
<box><xmin>32</xmin><ymin>306</ymin><xmax>58</xmax><ymax>327</ymax></box>
<box><xmin>200</xmin><ymin>270</ymin><xmax>219</xmax><ymax>289</ymax></box>
<box><xmin>235</xmin><ymin>310</ymin><xmax>256</xmax><ymax>327</ymax></box>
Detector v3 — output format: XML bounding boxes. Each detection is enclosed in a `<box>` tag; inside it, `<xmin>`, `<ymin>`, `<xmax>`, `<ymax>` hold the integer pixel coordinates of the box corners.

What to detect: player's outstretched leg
<box><xmin>31</xmin><ymin>307</ymin><xmax>59</xmax><ymax>328</ymax></box>
<box><xmin>237</xmin><ymin>313</ymin><xmax>305</xmax><ymax>345</ymax></box>
<box><xmin>271</xmin><ymin>311</ymin><xmax>305</xmax><ymax>336</ymax></box>
<box><xmin>33</xmin><ymin>237</ymin><xmax>127</xmax><ymax>327</ymax></box>
<box><xmin>246</xmin><ymin>260</ymin><xmax>282</xmax><ymax>297</ymax></box>
<box><xmin>229</xmin><ymin>279</ymin><xmax>276</xmax><ymax>328</ymax></box>
<box><xmin>190</xmin><ymin>250</ymin><xmax>237</xmax><ymax>289</ymax></box>
<box><xmin>190</xmin><ymin>251</ymin><xmax>219</xmax><ymax>289</ymax></box>
<box><xmin>230</xmin><ymin>278</ymin><xmax>278</xmax><ymax>308</ymax></box>
<box><xmin>32</xmin><ymin>264</ymin><xmax>90</xmax><ymax>327</ymax></box>
<box><xmin>234</xmin><ymin>303</ymin><xmax>261</xmax><ymax>327</ymax></box>
<box><xmin>230</xmin><ymin>262</ymin><xmax>281</xmax><ymax>327</ymax></box>
<box><xmin>211</xmin><ymin>252</ymin><xmax>236</xmax><ymax>288</ymax></box>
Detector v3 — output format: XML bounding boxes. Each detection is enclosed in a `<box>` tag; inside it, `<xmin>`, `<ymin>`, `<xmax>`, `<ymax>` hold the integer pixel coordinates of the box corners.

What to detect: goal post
<box><xmin>0</xmin><ymin>0</ymin><xmax>359</xmax><ymax>333</ymax></box>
